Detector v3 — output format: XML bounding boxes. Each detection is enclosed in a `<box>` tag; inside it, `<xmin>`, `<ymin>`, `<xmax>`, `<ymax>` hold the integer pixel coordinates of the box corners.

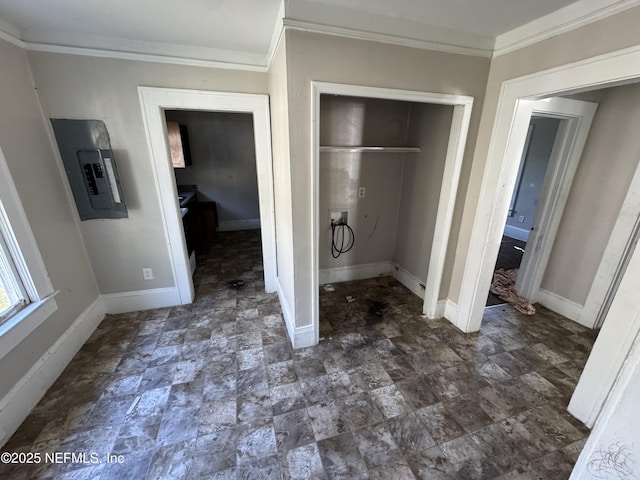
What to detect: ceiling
<box><xmin>0</xmin><ymin>0</ymin><xmax>598</xmax><ymax>66</ymax></box>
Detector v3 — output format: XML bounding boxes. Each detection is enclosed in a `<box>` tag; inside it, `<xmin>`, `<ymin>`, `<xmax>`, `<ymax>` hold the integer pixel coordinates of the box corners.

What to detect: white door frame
<box><xmin>456</xmin><ymin>44</ymin><xmax>640</xmax><ymax>428</ymax></box>
<box><xmin>581</xmin><ymin>159</ymin><xmax>640</xmax><ymax>329</ymax></box>
<box><xmin>311</xmin><ymin>82</ymin><xmax>473</xmax><ymax>344</ymax></box>
<box><xmin>514</xmin><ymin>98</ymin><xmax>597</xmax><ymax>302</ymax></box>
<box><xmin>138</xmin><ymin>87</ymin><xmax>277</xmax><ymax>303</ymax></box>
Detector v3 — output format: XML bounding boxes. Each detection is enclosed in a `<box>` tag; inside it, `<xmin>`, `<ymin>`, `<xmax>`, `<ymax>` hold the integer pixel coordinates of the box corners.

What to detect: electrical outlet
<box><xmin>518</xmin><ymin>216</ymin><xmax>525</xmax><ymax>223</ymax></box>
<box><xmin>330</xmin><ymin>210</ymin><xmax>348</xmax><ymax>225</ymax></box>
<box><xmin>142</xmin><ymin>268</ymin><xmax>154</xmax><ymax>280</ymax></box>
<box><xmin>358</xmin><ymin>187</ymin><xmax>366</xmax><ymax>198</ymax></box>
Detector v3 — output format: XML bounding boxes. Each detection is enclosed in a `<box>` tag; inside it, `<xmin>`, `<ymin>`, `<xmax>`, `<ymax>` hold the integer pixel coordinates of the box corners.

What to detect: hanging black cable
<box><xmin>331</xmin><ymin>220</ymin><xmax>355</xmax><ymax>258</ymax></box>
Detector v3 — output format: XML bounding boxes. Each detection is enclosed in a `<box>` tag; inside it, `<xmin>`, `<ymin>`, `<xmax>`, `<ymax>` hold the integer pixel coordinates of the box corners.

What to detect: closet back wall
<box><xmin>165</xmin><ymin>110</ymin><xmax>260</xmax><ymax>230</ymax></box>
<box><xmin>319</xmin><ymin>96</ymin><xmax>410</xmax><ymax>271</ymax></box>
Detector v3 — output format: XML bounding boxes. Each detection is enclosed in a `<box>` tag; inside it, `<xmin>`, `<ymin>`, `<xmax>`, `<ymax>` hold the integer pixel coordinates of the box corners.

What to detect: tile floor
<box><xmin>0</xmin><ymin>230</ymin><xmax>597</xmax><ymax>479</ymax></box>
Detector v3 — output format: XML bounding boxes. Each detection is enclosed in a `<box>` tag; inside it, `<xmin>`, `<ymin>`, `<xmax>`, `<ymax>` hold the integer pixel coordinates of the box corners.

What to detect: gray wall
<box><xmin>0</xmin><ymin>39</ymin><xmax>99</xmax><ymax>399</ymax></box>
<box><xmin>394</xmin><ymin>103</ymin><xmax>454</xmax><ymax>295</ymax></box>
<box><xmin>541</xmin><ymin>82</ymin><xmax>640</xmax><ymax>304</ymax></box>
<box><xmin>504</xmin><ymin>117</ymin><xmax>560</xmax><ymax>238</ymax></box>
<box><xmin>319</xmin><ymin>96</ymin><xmax>410</xmax><ymax>269</ymax></box>
<box><xmin>165</xmin><ymin>110</ymin><xmax>260</xmax><ymax>226</ymax></box>
<box><xmin>28</xmin><ymin>51</ymin><xmax>267</xmax><ymax>295</ymax></box>
<box><xmin>284</xmin><ymin>28</ymin><xmax>490</xmax><ymax>329</ymax></box>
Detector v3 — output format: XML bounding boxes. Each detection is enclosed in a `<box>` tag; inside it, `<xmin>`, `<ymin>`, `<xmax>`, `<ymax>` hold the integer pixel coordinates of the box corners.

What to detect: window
<box><xmin>0</xmin><ymin>204</ymin><xmax>30</xmax><ymax>323</ymax></box>
<box><xmin>0</xmin><ymin>145</ymin><xmax>57</xmax><ymax>358</ymax></box>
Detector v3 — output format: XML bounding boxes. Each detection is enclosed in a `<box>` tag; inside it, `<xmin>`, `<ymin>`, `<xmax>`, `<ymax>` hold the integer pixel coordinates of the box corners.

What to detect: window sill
<box><xmin>0</xmin><ymin>292</ymin><xmax>59</xmax><ymax>360</ymax></box>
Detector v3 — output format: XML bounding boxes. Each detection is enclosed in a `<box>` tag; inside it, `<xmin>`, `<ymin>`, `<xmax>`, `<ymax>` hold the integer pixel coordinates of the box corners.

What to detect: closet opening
<box><xmin>310</xmin><ymin>83</ymin><xmax>474</xmax><ymax>345</ymax></box>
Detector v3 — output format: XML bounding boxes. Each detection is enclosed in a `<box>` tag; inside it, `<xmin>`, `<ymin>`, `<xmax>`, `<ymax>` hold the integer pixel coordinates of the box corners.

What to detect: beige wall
<box><xmin>394</xmin><ymin>103</ymin><xmax>454</xmax><ymax>291</ymax></box>
<box><xmin>267</xmin><ymin>35</ymin><xmax>296</xmax><ymax>321</ymax></box>
<box><xmin>450</xmin><ymin>5</ymin><xmax>640</xmax><ymax>303</ymax></box>
<box><xmin>0</xmin><ymin>39</ymin><xmax>98</xmax><ymax>398</ymax></box>
<box><xmin>28</xmin><ymin>51</ymin><xmax>267</xmax><ymax>294</ymax></box>
<box><xmin>285</xmin><ymin>28</ymin><xmax>490</xmax><ymax>328</ymax></box>
<box><xmin>541</xmin><ymin>83</ymin><xmax>640</xmax><ymax>304</ymax></box>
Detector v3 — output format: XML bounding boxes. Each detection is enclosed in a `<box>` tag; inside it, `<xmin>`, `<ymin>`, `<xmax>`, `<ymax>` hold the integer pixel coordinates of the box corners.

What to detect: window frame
<box><xmin>0</xmin><ymin>145</ymin><xmax>57</xmax><ymax>360</ymax></box>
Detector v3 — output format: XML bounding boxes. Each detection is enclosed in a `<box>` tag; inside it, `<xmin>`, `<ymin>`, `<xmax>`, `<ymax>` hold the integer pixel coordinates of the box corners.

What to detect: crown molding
<box><xmin>24</xmin><ymin>42</ymin><xmax>268</xmax><ymax>72</ymax></box>
<box><xmin>282</xmin><ymin>18</ymin><xmax>493</xmax><ymax>59</ymax></box>
<box><xmin>266</xmin><ymin>0</ymin><xmax>285</xmax><ymax>70</ymax></box>
<box><xmin>493</xmin><ymin>0</ymin><xmax>640</xmax><ymax>57</ymax></box>
<box><xmin>0</xmin><ymin>27</ymin><xmax>24</xmax><ymax>49</ymax></box>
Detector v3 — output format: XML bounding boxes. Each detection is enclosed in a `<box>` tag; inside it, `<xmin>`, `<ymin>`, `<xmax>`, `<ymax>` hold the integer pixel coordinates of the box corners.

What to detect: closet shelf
<box><xmin>320</xmin><ymin>146</ymin><xmax>421</xmax><ymax>153</ymax></box>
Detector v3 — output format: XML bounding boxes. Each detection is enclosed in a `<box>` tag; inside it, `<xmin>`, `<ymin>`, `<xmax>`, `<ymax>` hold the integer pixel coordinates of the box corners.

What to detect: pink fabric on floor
<box><xmin>490</xmin><ymin>268</ymin><xmax>536</xmax><ymax>315</ymax></box>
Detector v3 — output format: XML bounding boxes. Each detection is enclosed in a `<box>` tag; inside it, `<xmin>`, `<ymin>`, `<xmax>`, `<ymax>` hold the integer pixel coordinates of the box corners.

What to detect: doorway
<box><xmin>138</xmin><ymin>87</ymin><xmax>277</xmax><ymax>305</ymax></box>
<box><xmin>487</xmin><ymin>117</ymin><xmax>560</xmax><ymax>308</ymax></box>
<box><xmin>455</xmin><ymin>45</ymin><xmax>640</xmax><ymax>428</ymax></box>
<box><xmin>485</xmin><ymin>96</ymin><xmax>597</xmax><ymax>314</ymax></box>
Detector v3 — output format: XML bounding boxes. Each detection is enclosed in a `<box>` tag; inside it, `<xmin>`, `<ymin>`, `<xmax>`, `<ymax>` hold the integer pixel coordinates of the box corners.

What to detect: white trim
<box><xmin>581</xmin><ymin>159</ymin><xmax>640</xmax><ymax>329</ymax></box>
<box><xmin>0</xmin><ymin>294</ymin><xmax>58</xmax><ymax>361</ymax></box>
<box><xmin>217</xmin><ymin>219</ymin><xmax>261</xmax><ymax>232</ymax></box>
<box><xmin>319</xmin><ymin>261</ymin><xmax>392</xmax><ymax>285</ymax></box>
<box><xmin>294</xmin><ymin>325</ymin><xmax>315</xmax><ymax>349</ymax></box>
<box><xmin>422</xmin><ymin>102</ymin><xmax>473</xmax><ymax>319</ymax></box>
<box><xmin>514</xmin><ymin>98</ymin><xmax>597</xmax><ymax>301</ymax></box>
<box><xmin>455</xmin><ymin>44</ymin><xmax>640</xmax><ymax>429</ymax></box>
<box><xmin>0</xmin><ymin>297</ymin><xmax>105</xmax><ymax>446</ymax></box>
<box><xmin>0</xmin><ymin>146</ymin><xmax>54</xmax><ymax>298</ymax></box>
<box><xmin>436</xmin><ymin>299</ymin><xmax>460</xmax><ymax>325</ymax></box>
<box><xmin>536</xmin><ymin>288</ymin><xmax>583</xmax><ymax>324</ymax></box>
<box><xmin>101</xmin><ymin>287</ymin><xmax>181</xmax><ymax>314</ymax></box>
<box><xmin>311</xmin><ymin>82</ymin><xmax>473</xmax><ymax>346</ymax></box>
<box><xmin>391</xmin><ymin>263</ymin><xmax>426</xmax><ymax>300</ymax></box>
<box><xmin>266</xmin><ymin>0</ymin><xmax>285</xmax><ymax>69</ymax></box>
<box><xmin>503</xmin><ymin>225</ymin><xmax>529</xmax><ymax>242</ymax></box>
<box><xmin>569</xmin><ymin>302</ymin><xmax>640</xmax><ymax>479</ymax></box>
<box><xmin>276</xmin><ymin>279</ymin><xmax>303</xmax><ymax>348</ymax></box>
<box><xmin>283</xmin><ymin>19</ymin><xmax>492</xmax><ymax>58</ymax></box>
<box><xmin>0</xmin><ymin>28</ymin><xmax>24</xmax><ymax>50</ymax></box>
<box><xmin>569</xmin><ymin>223</ymin><xmax>640</xmax><ymax>430</ymax></box>
<box><xmin>138</xmin><ymin>87</ymin><xmax>278</xmax><ymax>299</ymax></box>
<box><xmin>25</xmin><ymin>42</ymin><xmax>268</xmax><ymax>72</ymax></box>
<box><xmin>493</xmin><ymin>0</ymin><xmax>640</xmax><ymax>57</ymax></box>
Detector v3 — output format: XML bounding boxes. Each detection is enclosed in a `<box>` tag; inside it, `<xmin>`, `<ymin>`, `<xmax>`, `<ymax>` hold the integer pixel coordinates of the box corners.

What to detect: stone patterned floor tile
<box><xmin>0</xmin><ymin>230</ymin><xmax>598</xmax><ymax>480</ymax></box>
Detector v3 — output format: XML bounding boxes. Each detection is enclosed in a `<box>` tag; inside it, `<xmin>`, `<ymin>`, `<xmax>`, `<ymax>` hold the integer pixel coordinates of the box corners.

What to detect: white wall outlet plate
<box><xmin>142</xmin><ymin>268</ymin><xmax>154</xmax><ymax>280</ymax></box>
<box><xmin>358</xmin><ymin>187</ymin><xmax>366</xmax><ymax>198</ymax></box>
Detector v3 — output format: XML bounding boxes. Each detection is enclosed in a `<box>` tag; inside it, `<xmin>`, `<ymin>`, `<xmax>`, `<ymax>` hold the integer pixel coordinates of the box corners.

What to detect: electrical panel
<box><xmin>51</xmin><ymin>119</ymin><xmax>128</xmax><ymax>220</ymax></box>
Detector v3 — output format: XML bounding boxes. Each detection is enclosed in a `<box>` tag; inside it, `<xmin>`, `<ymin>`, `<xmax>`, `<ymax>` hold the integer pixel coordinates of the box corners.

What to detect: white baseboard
<box><xmin>294</xmin><ymin>324</ymin><xmax>315</xmax><ymax>349</ymax></box>
<box><xmin>391</xmin><ymin>262</ymin><xmax>426</xmax><ymax>299</ymax></box>
<box><xmin>276</xmin><ymin>279</ymin><xmax>296</xmax><ymax>346</ymax></box>
<box><xmin>319</xmin><ymin>261</ymin><xmax>392</xmax><ymax>285</ymax></box>
<box><xmin>0</xmin><ymin>297</ymin><xmax>106</xmax><ymax>446</ymax></box>
<box><xmin>101</xmin><ymin>287</ymin><xmax>181</xmax><ymax>314</ymax></box>
<box><xmin>275</xmin><ymin>278</ymin><xmax>315</xmax><ymax>349</ymax></box>
<box><xmin>444</xmin><ymin>299</ymin><xmax>460</xmax><ymax>327</ymax></box>
<box><xmin>433</xmin><ymin>300</ymin><xmax>447</xmax><ymax>319</ymax></box>
<box><xmin>431</xmin><ymin>298</ymin><xmax>460</xmax><ymax>329</ymax></box>
<box><xmin>536</xmin><ymin>288</ymin><xmax>583</xmax><ymax>324</ymax></box>
<box><xmin>503</xmin><ymin>224</ymin><xmax>530</xmax><ymax>242</ymax></box>
<box><xmin>217</xmin><ymin>219</ymin><xmax>261</xmax><ymax>232</ymax></box>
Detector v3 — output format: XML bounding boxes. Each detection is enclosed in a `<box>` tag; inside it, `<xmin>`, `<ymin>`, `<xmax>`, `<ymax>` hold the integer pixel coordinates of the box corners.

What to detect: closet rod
<box><xmin>319</xmin><ymin>146</ymin><xmax>421</xmax><ymax>153</ymax></box>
